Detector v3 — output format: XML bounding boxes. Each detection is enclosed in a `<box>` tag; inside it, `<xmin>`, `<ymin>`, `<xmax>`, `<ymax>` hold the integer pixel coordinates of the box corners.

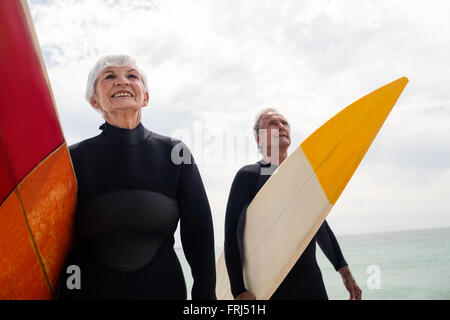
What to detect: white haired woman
<box><xmin>56</xmin><ymin>54</ymin><xmax>216</xmax><ymax>300</ymax></box>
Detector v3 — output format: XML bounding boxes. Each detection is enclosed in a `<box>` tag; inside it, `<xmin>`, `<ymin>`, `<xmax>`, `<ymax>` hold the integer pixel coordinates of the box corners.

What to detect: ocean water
<box><xmin>175</xmin><ymin>227</ymin><xmax>450</xmax><ymax>300</ymax></box>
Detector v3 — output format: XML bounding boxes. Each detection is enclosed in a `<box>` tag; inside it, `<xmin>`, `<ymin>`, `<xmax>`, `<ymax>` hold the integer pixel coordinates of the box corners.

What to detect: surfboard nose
<box><xmin>301</xmin><ymin>77</ymin><xmax>409</xmax><ymax>205</ymax></box>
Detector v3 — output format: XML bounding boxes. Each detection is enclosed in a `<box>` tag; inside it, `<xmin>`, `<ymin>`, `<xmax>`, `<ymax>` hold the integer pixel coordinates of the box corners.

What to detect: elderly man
<box><xmin>224</xmin><ymin>108</ymin><xmax>362</xmax><ymax>300</ymax></box>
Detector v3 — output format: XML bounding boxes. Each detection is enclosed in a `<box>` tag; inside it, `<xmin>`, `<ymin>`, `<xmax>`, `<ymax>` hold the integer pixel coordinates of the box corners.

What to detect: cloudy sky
<box><xmin>27</xmin><ymin>0</ymin><xmax>450</xmax><ymax>246</ymax></box>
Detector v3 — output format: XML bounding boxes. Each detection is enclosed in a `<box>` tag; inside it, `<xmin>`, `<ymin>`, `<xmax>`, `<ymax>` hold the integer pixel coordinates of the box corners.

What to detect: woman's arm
<box><xmin>177</xmin><ymin>147</ymin><xmax>216</xmax><ymax>300</ymax></box>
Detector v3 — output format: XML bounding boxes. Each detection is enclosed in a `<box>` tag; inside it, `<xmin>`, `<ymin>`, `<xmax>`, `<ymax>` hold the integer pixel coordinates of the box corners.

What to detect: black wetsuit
<box><xmin>57</xmin><ymin>122</ymin><xmax>216</xmax><ymax>300</ymax></box>
<box><xmin>224</xmin><ymin>162</ymin><xmax>348</xmax><ymax>300</ymax></box>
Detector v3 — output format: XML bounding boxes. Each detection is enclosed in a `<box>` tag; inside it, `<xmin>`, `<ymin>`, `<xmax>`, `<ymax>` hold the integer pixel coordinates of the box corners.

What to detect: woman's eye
<box><xmin>105</xmin><ymin>74</ymin><xmax>115</xmax><ymax>79</ymax></box>
<box><xmin>128</xmin><ymin>74</ymin><xmax>138</xmax><ymax>79</ymax></box>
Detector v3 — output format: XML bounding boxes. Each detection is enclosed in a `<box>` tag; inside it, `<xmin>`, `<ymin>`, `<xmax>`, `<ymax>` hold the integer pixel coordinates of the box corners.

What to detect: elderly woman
<box><xmin>224</xmin><ymin>108</ymin><xmax>362</xmax><ymax>300</ymax></box>
<box><xmin>57</xmin><ymin>54</ymin><xmax>216</xmax><ymax>300</ymax></box>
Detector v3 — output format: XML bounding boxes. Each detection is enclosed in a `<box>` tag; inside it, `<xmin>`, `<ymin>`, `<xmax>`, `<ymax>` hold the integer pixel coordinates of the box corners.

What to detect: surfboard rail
<box><xmin>0</xmin><ymin>0</ymin><xmax>77</xmax><ymax>300</ymax></box>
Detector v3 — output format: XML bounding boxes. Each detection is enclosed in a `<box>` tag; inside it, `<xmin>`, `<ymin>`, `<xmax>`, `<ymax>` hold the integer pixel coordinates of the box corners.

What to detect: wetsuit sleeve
<box><xmin>224</xmin><ymin>167</ymin><xmax>258</xmax><ymax>298</ymax></box>
<box><xmin>177</xmin><ymin>148</ymin><xmax>217</xmax><ymax>300</ymax></box>
<box><xmin>68</xmin><ymin>143</ymin><xmax>81</xmax><ymax>246</ymax></box>
<box><xmin>316</xmin><ymin>220</ymin><xmax>348</xmax><ymax>271</ymax></box>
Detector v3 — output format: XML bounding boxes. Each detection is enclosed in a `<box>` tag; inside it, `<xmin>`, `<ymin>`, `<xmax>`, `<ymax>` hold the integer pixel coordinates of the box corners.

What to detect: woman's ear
<box><xmin>90</xmin><ymin>96</ymin><xmax>101</xmax><ymax>110</ymax></box>
<box><xmin>143</xmin><ymin>91</ymin><xmax>150</xmax><ymax>107</ymax></box>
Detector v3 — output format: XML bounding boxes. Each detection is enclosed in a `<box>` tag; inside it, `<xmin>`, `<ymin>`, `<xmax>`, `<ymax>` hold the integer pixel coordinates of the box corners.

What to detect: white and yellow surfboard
<box><xmin>216</xmin><ymin>77</ymin><xmax>409</xmax><ymax>300</ymax></box>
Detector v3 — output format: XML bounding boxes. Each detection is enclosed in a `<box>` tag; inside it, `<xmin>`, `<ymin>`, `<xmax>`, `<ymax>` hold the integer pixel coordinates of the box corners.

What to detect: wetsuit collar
<box><xmin>259</xmin><ymin>159</ymin><xmax>271</xmax><ymax>167</ymax></box>
<box><xmin>258</xmin><ymin>159</ymin><xmax>278</xmax><ymax>168</ymax></box>
<box><xmin>258</xmin><ymin>159</ymin><xmax>279</xmax><ymax>175</ymax></box>
<box><xmin>99</xmin><ymin>122</ymin><xmax>146</xmax><ymax>146</ymax></box>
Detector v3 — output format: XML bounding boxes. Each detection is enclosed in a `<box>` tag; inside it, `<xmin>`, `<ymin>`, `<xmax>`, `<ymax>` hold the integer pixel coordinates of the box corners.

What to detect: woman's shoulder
<box><xmin>145</xmin><ymin>130</ymin><xmax>186</xmax><ymax>149</ymax></box>
<box><xmin>68</xmin><ymin>135</ymin><xmax>101</xmax><ymax>157</ymax></box>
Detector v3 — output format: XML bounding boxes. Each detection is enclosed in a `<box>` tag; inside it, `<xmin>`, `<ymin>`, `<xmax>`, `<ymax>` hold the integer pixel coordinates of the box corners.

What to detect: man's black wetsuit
<box><xmin>57</xmin><ymin>122</ymin><xmax>216</xmax><ymax>300</ymax></box>
<box><xmin>224</xmin><ymin>162</ymin><xmax>348</xmax><ymax>300</ymax></box>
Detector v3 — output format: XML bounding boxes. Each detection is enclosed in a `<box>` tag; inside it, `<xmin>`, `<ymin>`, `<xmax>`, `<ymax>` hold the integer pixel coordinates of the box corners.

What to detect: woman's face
<box><xmin>91</xmin><ymin>66</ymin><xmax>149</xmax><ymax>114</ymax></box>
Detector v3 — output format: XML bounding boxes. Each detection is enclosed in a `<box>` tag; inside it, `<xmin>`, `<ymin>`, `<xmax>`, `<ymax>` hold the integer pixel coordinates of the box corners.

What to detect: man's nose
<box><xmin>277</xmin><ymin>122</ymin><xmax>287</xmax><ymax>131</ymax></box>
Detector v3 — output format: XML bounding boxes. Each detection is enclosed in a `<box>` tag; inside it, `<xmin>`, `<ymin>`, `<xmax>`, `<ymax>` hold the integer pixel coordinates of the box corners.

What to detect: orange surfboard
<box><xmin>0</xmin><ymin>0</ymin><xmax>77</xmax><ymax>299</ymax></box>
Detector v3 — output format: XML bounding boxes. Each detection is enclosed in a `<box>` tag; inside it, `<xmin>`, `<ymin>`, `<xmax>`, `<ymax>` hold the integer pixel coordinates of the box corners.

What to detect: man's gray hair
<box><xmin>85</xmin><ymin>54</ymin><xmax>149</xmax><ymax>106</ymax></box>
<box><xmin>252</xmin><ymin>107</ymin><xmax>280</xmax><ymax>137</ymax></box>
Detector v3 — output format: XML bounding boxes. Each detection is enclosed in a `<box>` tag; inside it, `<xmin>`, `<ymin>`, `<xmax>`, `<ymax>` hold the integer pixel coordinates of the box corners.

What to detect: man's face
<box><xmin>257</xmin><ymin>112</ymin><xmax>291</xmax><ymax>152</ymax></box>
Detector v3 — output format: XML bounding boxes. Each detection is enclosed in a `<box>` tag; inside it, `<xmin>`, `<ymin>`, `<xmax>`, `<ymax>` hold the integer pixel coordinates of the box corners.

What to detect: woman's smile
<box><xmin>111</xmin><ymin>90</ymin><xmax>133</xmax><ymax>98</ymax></box>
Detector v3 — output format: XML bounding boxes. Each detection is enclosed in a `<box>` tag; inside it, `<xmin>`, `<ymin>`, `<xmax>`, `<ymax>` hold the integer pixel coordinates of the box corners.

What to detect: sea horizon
<box><xmin>175</xmin><ymin>225</ymin><xmax>450</xmax><ymax>250</ymax></box>
<box><xmin>176</xmin><ymin>226</ymin><xmax>450</xmax><ymax>300</ymax></box>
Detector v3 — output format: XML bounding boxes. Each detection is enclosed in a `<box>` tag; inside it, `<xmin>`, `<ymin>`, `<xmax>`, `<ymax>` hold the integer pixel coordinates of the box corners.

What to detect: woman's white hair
<box><xmin>85</xmin><ymin>54</ymin><xmax>149</xmax><ymax>107</ymax></box>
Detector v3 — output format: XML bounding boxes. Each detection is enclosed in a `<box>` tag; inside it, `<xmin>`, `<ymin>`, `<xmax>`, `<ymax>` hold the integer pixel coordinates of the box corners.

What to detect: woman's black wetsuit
<box><xmin>57</xmin><ymin>122</ymin><xmax>216</xmax><ymax>300</ymax></box>
<box><xmin>224</xmin><ymin>162</ymin><xmax>348</xmax><ymax>300</ymax></box>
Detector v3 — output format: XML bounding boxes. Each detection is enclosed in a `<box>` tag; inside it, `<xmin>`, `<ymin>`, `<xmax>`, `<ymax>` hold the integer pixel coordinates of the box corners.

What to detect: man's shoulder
<box><xmin>234</xmin><ymin>163</ymin><xmax>260</xmax><ymax>180</ymax></box>
<box><xmin>238</xmin><ymin>163</ymin><xmax>260</xmax><ymax>173</ymax></box>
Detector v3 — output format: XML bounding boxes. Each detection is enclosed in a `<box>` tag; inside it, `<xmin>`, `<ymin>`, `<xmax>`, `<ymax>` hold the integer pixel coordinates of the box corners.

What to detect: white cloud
<box><xmin>28</xmin><ymin>0</ymin><xmax>450</xmax><ymax>246</ymax></box>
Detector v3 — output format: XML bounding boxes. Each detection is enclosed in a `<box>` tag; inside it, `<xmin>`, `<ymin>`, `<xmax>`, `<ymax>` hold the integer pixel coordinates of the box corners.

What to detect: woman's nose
<box><xmin>114</xmin><ymin>75</ymin><xmax>130</xmax><ymax>86</ymax></box>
